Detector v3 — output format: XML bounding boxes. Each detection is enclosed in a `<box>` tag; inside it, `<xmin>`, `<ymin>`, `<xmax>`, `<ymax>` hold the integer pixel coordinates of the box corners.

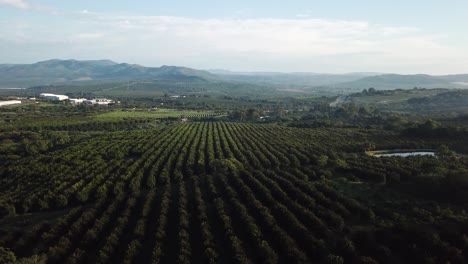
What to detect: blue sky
<box><xmin>0</xmin><ymin>0</ymin><xmax>467</xmax><ymax>74</ymax></box>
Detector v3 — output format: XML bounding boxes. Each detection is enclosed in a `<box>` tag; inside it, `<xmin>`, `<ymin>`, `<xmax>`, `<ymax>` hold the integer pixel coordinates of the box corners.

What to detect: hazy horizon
<box><xmin>1</xmin><ymin>0</ymin><xmax>467</xmax><ymax>74</ymax></box>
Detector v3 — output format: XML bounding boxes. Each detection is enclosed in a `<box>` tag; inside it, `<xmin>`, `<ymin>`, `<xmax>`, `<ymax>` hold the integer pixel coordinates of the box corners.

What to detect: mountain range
<box><xmin>0</xmin><ymin>59</ymin><xmax>218</xmax><ymax>87</ymax></box>
<box><xmin>1</xmin><ymin>59</ymin><xmax>468</xmax><ymax>91</ymax></box>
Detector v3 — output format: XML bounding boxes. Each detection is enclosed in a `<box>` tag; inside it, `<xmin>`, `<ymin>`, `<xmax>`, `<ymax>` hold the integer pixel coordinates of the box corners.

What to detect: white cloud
<box><xmin>75</xmin><ymin>15</ymin><xmax>450</xmax><ymax>57</ymax></box>
<box><xmin>73</xmin><ymin>32</ymin><xmax>104</xmax><ymax>40</ymax></box>
<box><xmin>0</xmin><ymin>0</ymin><xmax>29</xmax><ymax>9</ymax></box>
<box><xmin>34</xmin><ymin>5</ymin><xmax>59</xmax><ymax>15</ymax></box>
<box><xmin>0</xmin><ymin>0</ymin><xmax>59</xmax><ymax>15</ymax></box>
<box><xmin>1</xmin><ymin>13</ymin><xmax>467</xmax><ymax>73</ymax></box>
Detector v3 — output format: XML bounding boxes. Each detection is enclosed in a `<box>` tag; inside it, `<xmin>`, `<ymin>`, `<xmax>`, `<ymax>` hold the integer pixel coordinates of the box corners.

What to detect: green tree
<box><xmin>421</xmin><ymin>119</ymin><xmax>441</xmax><ymax>130</ymax></box>
<box><xmin>0</xmin><ymin>203</ymin><xmax>15</xmax><ymax>218</ymax></box>
<box><xmin>438</xmin><ymin>145</ymin><xmax>456</xmax><ymax>159</ymax></box>
<box><xmin>54</xmin><ymin>195</ymin><xmax>68</xmax><ymax>208</ymax></box>
<box><xmin>0</xmin><ymin>247</ymin><xmax>16</xmax><ymax>264</ymax></box>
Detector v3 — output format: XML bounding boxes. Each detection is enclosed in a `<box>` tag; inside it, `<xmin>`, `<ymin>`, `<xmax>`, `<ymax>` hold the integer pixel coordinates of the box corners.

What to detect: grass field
<box><xmin>94</xmin><ymin>109</ymin><xmax>223</xmax><ymax>120</ymax></box>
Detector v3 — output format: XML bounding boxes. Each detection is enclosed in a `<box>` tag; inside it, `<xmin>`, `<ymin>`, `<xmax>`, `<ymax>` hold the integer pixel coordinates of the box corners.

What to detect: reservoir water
<box><xmin>375</xmin><ymin>151</ymin><xmax>435</xmax><ymax>157</ymax></box>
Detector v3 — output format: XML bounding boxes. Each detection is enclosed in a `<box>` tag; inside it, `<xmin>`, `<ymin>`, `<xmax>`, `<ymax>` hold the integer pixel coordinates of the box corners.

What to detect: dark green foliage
<box><xmin>0</xmin><ymin>247</ymin><xmax>16</xmax><ymax>264</ymax></box>
<box><xmin>0</xmin><ymin>104</ymin><xmax>468</xmax><ymax>264</ymax></box>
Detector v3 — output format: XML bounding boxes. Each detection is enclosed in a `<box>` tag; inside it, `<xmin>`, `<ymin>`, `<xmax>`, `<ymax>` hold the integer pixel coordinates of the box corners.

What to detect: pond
<box><xmin>374</xmin><ymin>151</ymin><xmax>436</xmax><ymax>157</ymax></box>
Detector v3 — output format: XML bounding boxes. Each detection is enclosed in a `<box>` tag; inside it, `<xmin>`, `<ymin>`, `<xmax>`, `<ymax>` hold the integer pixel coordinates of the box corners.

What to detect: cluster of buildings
<box><xmin>0</xmin><ymin>93</ymin><xmax>114</xmax><ymax>107</ymax></box>
<box><xmin>39</xmin><ymin>93</ymin><xmax>113</xmax><ymax>105</ymax></box>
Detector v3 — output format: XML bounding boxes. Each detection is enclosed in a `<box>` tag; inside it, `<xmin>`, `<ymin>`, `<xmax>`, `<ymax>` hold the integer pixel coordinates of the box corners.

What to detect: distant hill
<box><xmin>0</xmin><ymin>59</ymin><xmax>218</xmax><ymax>87</ymax></box>
<box><xmin>442</xmin><ymin>74</ymin><xmax>468</xmax><ymax>82</ymax></box>
<box><xmin>211</xmin><ymin>70</ymin><xmax>380</xmax><ymax>87</ymax></box>
<box><xmin>336</xmin><ymin>74</ymin><xmax>468</xmax><ymax>90</ymax></box>
<box><xmin>1</xmin><ymin>60</ymin><xmax>467</xmax><ymax>92</ymax></box>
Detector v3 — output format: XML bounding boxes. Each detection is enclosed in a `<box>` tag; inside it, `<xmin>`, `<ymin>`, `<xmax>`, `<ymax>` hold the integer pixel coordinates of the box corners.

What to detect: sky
<box><xmin>0</xmin><ymin>0</ymin><xmax>467</xmax><ymax>74</ymax></box>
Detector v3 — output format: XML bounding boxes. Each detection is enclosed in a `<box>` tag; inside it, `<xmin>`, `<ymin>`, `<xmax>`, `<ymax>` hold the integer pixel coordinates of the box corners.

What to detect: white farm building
<box><xmin>69</xmin><ymin>98</ymin><xmax>86</xmax><ymax>104</ymax></box>
<box><xmin>40</xmin><ymin>93</ymin><xmax>69</xmax><ymax>101</ymax></box>
<box><xmin>0</xmin><ymin>100</ymin><xmax>21</xmax><ymax>107</ymax></box>
<box><xmin>84</xmin><ymin>98</ymin><xmax>113</xmax><ymax>105</ymax></box>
